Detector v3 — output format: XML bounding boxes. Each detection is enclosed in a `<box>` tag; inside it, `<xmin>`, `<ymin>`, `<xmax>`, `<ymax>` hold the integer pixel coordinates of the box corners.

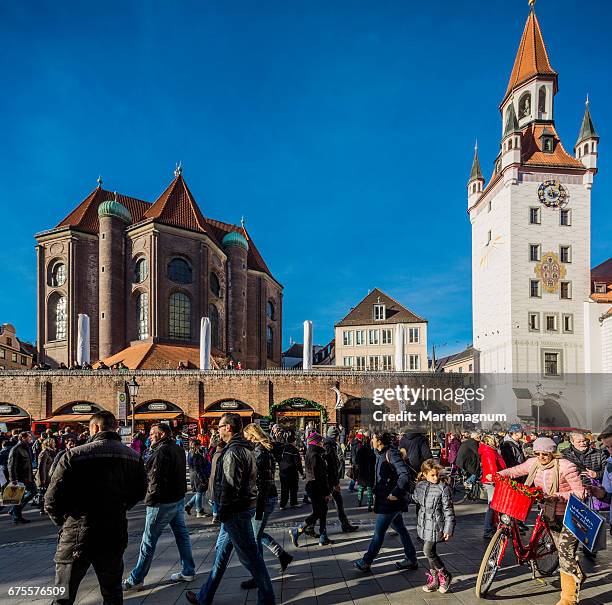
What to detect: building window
<box><xmin>468</xmin><ymin>363</ymin><xmax>473</xmax><ymax>372</ymax></box>
<box><xmin>266</xmin><ymin>300</ymin><xmax>275</xmax><ymax>320</ymax></box>
<box><xmin>50</xmin><ymin>294</ymin><xmax>67</xmax><ymax>341</ymax></box>
<box><xmin>20</xmin><ymin>355</ymin><xmax>26</xmax><ymax>365</ymax></box>
<box><xmin>529</xmin><ymin>312</ymin><xmax>540</xmax><ymax>332</ymax></box>
<box><xmin>488</xmin><ymin>200</ymin><xmax>492</xmax><ymax>213</ymax></box>
<box><xmin>169</xmin><ymin>292</ymin><xmax>191</xmax><ymax>340</ymax></box>
<box><xmin>545</xmin><ymin>314</ymin><xmax>558</xmax><ymax>332</ymax></box>
<box><xmin>50</xmin><ymin>262</ymin><xmax>67</xmax><ymax>287</ymax></box>
<box><xmin>408</xmin><ymin>327</ymin><xmax>420</xmax><ymax>343</ymax></box>
<box><xmin>342</xmin><ymin>330</ymin><xmax>353</xmax><ymax>346</ymax></box>
<box><xmin>381</xmin><ymin>328</ymin><xmax>392</xmax><ymax>345</ymax></box>
<box><xmin>594</xmin><ymin>283</ymin><xmax>607</xmax><ymax>294</ymax></box>
<box><xmin>210</xmin><ymin>273</ymin><xmax>221</xmax><ymax>298</ymax></box>
<box><xmin>136</xmin><ymin>292</ymin><xmax>148</xmax><ymax>340</ymax></box>
<box><xmin>373</xmin><ymin>304</ymin><xmax>386</xmax><ymax>321</ymax></box>
<box><xmin>560</xmin><ymin>281</ymin><xmax>572</xmax><ymax>300</ymax></box>
<box><xmin>356</xmin><ymin>356</ymin><xmax>366</xmax><ymax>371</ymax></box>
<box><xmin>0</xmin><ymin>349</ymin><xmax>4</xmax><ymax>359</ymax></box>
<box><xmin>409</xmin><ymin>354</ymin><xmax>420</xmax><ymax>371</ymax></box>
<box><xmin>209</xmin><ymin>304</ymin><xmax>221</xmax><ymax>348</ymax></box>
<box><xmin>343</xmin><ymin>357</ymin><xmax>354</xmax><ymax>367</ymax></box>
<box><xmin>266</xmin><ymin>326</ymin><xmax>274</xmax><ymax>359</ymax></box>
<box><xmin>382</xmin><ymin>355</ymin><xmax>392</xmax><ymax>371</ymax></box>
<box><xmin>11</xmin><ymin>352</ymin><xmax>17</xmax><ymax>362</ymax></box>
<box><xmin>529</xmin><ymin>207</ymin><xmax>541</xmax><ymax>225</ymax></box>
<box><xmin>368</xmin><ymin>356</ymin><xmax>380</xmax><ymax>371</ymax></box>
<box><xmin>560</xmin><ymin>245</ymin><xmax>571</xmax><ymax>263</ymax></box>
<box><xmin>560</xmin><ymin>209</ymin><xmax>571</xmax><ymax>226</ymax></box>
<box><xmin>562</xmin><ymin>314</ymin><xmax>573</xmax><ymax>333</ymax></box>
<box><xmin>6</xmin><ymin>338</ymin><xmax>12</xmax><ymax>347</ymax></box>
<box><xmin>530</xmin><ymin>280</ymin><xmax>541</xmax><ymax>298</ymax></box>
<box><xmin>543</xmin><ymin>352</ymin><xmax>560</xmax><ymax>377</ymax></box>
<box><xmin>355</xmin><ymin>330</ymin><xmax>365</xmax><ymax>346</ymax></box>
<box><xmin>486</xmin><ymin>230</ymin><xmax>491</xmax><ymax>246</ymax></box>
<box><xmin>168</xmin><ymin>258</ymin><xmax>193</xmax><ymax>284</ymax></box>
<box><xmin>368</xmin><ymin>330</ymin><xmax>379</xmax><ymax>345</ymax></box>
<box><xmin>134</xmin><ymin>258</ymin><xmax>148</xmax><ymax>283</ymax></box>
<box><xmin>529</xmin><ymin>244</ymin><xmax>541</xmax><ymax>261</ymax></box>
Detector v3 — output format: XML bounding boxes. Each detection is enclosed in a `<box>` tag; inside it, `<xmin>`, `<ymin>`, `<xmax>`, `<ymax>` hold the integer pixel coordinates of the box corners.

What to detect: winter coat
<box><xmin>322</xmin><ymin>436</ymin><xmax>343</xmax><ymax>486</ymax></box>
<box><xmin>399</xmin><ymin>432</ymin><xmax>432</xmax><ymax>477</ymax></box>
<box><xmin>455</xmin><ymin>438</ymin><xmax>481</xmax><ymax>477</ymax></box>
<box><xmin>7</xmin><ymin>441</ymin><xmax>34</xmax><ymax>484</ymax></box>
<box><xmin>49</xmin><ymin>449</ymin><xmax>67</xmax><ymax>478</ymax></box>
<box><xmin>36</xmin><ymin>449</ymin><xmax>56</xmax><ymax>489</ymax></box>
<box><xmin>44</xmin><ymin>431</ymin><xmax>147</xmax><ymax>556</ymax></box>
<box><xmin>254</xmin><ymin>444</ymin><xmax>278</xmax><ymax>518</ymax></box>
<box><xmin>355</xmin><ymin>443</ymin><xmax>376</xmax><ymax>488</ymax></box>
<box><xmin>188</xmin><ymin>449</ymin><xmax>210</xmax><ymax>493</ymax></box>
<box><xmin>213</xmin><ymin>434</ymin><xmax>257</xmax><ymax>522</ymax></box>
<box><xmin>447</xmin><ymin>438</ymin><xmax>461</xmax><ymax>465</ymax></box>
<box><xmin>278</xmin><ymin>443</ymin><xmax>303</xmax><ymax>478</ymax></box>
<box><xmin>412</xmin><ymin>480</ymin><xmax>455</xmax><ymax>543</ymax></box>
<box><xmin>144</xmin><ymin>437</ymin><xmax>188</xmax><ymax>506</ymax></box>
<box><xmin>373</xmin><ymin>446</ymin><xmax>414</xmax><ymax>514</ymax></box>
<box><xmin>0</xmin><ymin>444</ymin><xmax>12</xmax><ymax>477</ymax></box>
<box><xmin>562</xmin><ymin>445</ymin><xmax>608</xmax><ymax>481</ymax></box>
<box><xmin>498</xmin><ymin>457</ymin><xmax>585</xmax><ymax>516</ymax></box>
<box><xmin>500</xmin><ymin>436</ymin><xmax>526</xmax><ymax>469</ymax></box>
<box><xmin>304</xmin><ymin>444</ymin><xmax>330</xmax><ymax>496</ymax></box>
<box><xmin>206</xmin><ymin>446</ymin><xmax>224</xmax><ymax>502</ymax></box>
<box><xmin>478</xmin><ymin>443</ymin><xmax>506</xmax><ymax>484</ymax></box>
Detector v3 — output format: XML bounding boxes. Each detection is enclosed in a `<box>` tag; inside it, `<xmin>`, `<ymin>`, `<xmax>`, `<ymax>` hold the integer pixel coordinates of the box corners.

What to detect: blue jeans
<box><xmin>211</xmin><ymin>501</ymin><xmax>218</xmax><ymax>516</ymax></box>
<box><xmin>187</xmin><ymin>492</ymin><xmax>204</xmax><ymax>513</ymax></box>
<box><xmin>128</xmin><ymin>500</ymin><xmax>195</xmax><ymax>585</ymax></box>
<box><xmin>197</xmin><ymin>508</ymin><xmax>275</xmax><ymax>605</ymax></box>
<box><xmin>363</xmin><ymin>511</ymin><xmax>417</xmax><ymax>565</ymax></box>
<box><xmin>252</xmin><ymin>497</ymin><xmax>284</xmax><ymax>558</ymax></box>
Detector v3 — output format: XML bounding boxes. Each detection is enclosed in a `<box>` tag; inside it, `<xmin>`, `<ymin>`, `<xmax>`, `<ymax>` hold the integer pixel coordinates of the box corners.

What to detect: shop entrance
<box><xmin>272</xmin><ymin>398</ymin><xmax>325</xmax><ymax>434</ymax></box>
<box><xmin>35</xmin><ymin>402</ymin><xmax>106</xmax><ymax>435</ymax></box>
<box><xmin>200</xmin><ymin>400</ymin><xmax>256</xmax><ymax>434</ymax></box>
<box><xmin>129</xmin><ymin>401</ymin><xmax>185</xmax><ymax>439</ymax></box>
<box><xmin>0</xmin><ymin>403</ymin><xmax>31</xmax><ymax>433</ymax></box>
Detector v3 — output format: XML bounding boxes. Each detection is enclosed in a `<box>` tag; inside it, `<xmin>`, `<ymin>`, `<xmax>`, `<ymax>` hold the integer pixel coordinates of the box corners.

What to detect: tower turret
<box><xmin>222</xmin><ymin>229</ymin><xmax>249</xmax><ymax>361</ymax></box>
<box><xmin>467</xmin><ymin>142</ymin><xmax>485</xmax><ymax>209</ymax></box>
<box><xmin>98</xmin><ymin>197</ymin><xmax>131</xmax><ymax>359</ymax></box>
<box><xmin>501</xmin><ymin>102</ymin><xmax>522</xmax><ymax>181</ymax></box>
<box><xmin>575</xmin><ymin>96</ymin><xmax>599</xmax><ymax>187</ymax></box>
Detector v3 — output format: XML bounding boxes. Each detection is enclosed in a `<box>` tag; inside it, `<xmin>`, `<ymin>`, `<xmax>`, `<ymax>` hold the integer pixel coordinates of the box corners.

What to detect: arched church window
<box><xmin>538</xmin><ymin>87</ymin><xmax>546</xmax><ymax>114</ymax></box>
<box><xmin>519</xmin><ymin>93</ymin><xmax>531</xmax><ymax>119</ymax></box>
<box><xmin>49</xmin><ymin>293</ymin><xmax>67</xmax><ymax>341</ymax></box>
<box><xmin>169</xmin><ymin>292</ymin><xmax>191</xmax><ymax>340</ymax></box>
<box><xmin>210</xmin><ymin>272</ymin><xmax>221</xmax><ymax>297</ymax></box>
<box><xmin>266</xmin><ymin>326</ymin><xmax>274</xmax><ymax>359</ymax></box>
<box><xmin>168</xmin><ymin>258</ymin><xmax>192</xmax><ymax>284</ymax></box>
<box><xmin>209</xmin><ymin>304</ymin><xmax>221</xmax><ymax>348</ymax></box>
<box><xmin>50</xmin><ymin>262</ymin><xmax>66</xmax><ymax>287</ymax></box>
<box><xmin>266</xmin><ymin>301</ymin><xmax>275</xmax><ymax>320</ymax></box>
<box><xmin>137</xmin><ymin>292</ymin><xmax>148</xmax><ymax>340</ymax></box>
<box><xmin>134</xmin><ymin>258</ymin><xmax>148</xmax><ymax>284</ymax></box>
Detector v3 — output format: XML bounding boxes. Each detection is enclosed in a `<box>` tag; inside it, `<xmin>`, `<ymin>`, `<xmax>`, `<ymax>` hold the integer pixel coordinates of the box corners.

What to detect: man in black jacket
<box><xmin>45</xmin><ymin>411</ymin><xmax>146</xmax><ymax>605</ymax></box>
<box><xmin>322</xmin><ymin>426</ymin><xmax>358</xmax><ymax>533</ymax></box>
<box><xmin>563</xmin><ymin>432</ymin><xmax>609</xmax><ymax>483</ymax></box>
<box><xmin>7</xmin><ymin>431</ymin><xmax>35</xmax><ymax>524</ymax></box>
<box><xmin>186</xmin><ymin>413</ymin><xmax>275</xmax><ymax>605</ymax></box>
<box><xmin>500</xmin><ymin>424</ymin><xmax>526</xmax><ymax>469</ymax></box>
<box><xmin>399</xmin><ymin>431</ymin><xmax>433</xmax><ymax>478</ymax></box>
<box><xmin>124</xmin><ymin>422</ymin><xmax>196</xmax><ymax>591</ymax></box>
<box><xmin>455</xmin><ymin>432</ymin><xmax>482</xmax><ymax>480</ymax></box>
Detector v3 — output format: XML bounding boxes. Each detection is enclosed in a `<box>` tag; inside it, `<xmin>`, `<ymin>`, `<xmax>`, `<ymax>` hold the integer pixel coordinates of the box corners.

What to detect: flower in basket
<box><xmin>493</xmin><ymin>473</ymin><xmax>544</xmax><ymax>499</ymax></box>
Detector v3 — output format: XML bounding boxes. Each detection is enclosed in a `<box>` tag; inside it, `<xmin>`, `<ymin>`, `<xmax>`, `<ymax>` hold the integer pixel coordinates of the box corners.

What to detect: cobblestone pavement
<box><xmin>0</xmin><ymin>483</ymin><xmax>610</xmax><ymax>605</ymax></box>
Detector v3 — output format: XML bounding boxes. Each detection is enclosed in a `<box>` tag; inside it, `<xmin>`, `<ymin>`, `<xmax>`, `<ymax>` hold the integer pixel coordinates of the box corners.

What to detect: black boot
<box><xmin>279</xmin><ymin>551</ymin><xmax>294</xmax><ymax>572</ymax></box>
<box><xmin>341</xmin><ymin>520</ymin><xmax>359</xmax><ymax>532</ymax></box>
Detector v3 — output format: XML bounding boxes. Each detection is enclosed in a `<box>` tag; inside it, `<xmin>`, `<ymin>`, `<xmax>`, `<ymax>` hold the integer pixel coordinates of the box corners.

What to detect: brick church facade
<box><xmin>35</xmin><ymin>168</ymin><xmax>282</xmax><ymax>369</ymax></box>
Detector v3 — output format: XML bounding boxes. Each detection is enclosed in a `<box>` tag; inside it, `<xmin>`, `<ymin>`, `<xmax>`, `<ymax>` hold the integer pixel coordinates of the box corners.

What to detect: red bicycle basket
<box><xmin>490</xmin><ymin>480</ymin><xmax>535</xmax><ymax>521</ymax></box>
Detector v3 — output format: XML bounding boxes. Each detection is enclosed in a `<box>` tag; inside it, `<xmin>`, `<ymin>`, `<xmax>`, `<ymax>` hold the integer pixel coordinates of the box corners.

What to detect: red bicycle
<box><xmin>475</xmin><ymin>482</ymin><xmax>558</xmax><ymax>598</ymax></box>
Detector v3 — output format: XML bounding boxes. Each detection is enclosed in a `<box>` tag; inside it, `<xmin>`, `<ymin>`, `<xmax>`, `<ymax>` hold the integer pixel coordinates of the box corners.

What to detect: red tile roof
<box><xmin>143</xmin><ymin>174</ymin><xmax>207</xmax><ymax>233</ymax></box>
<box><xmin>56</xmin><ymin>187</ymin><xmax>150</xmax><ymax>234</ymax></box>
<box><xmin>521</xmin><ymin>124</ymin><xmax>584</xmax><ymax>169</ymax></box>
<box><xmin>592</xmin><ymin>258</ymin><xmax>612</xmax><ymax>284</ymax></box>
<box><xmin>504</xmin><ymin>9</ymin><xmax>557</xmax><ymax>101</ymax></box>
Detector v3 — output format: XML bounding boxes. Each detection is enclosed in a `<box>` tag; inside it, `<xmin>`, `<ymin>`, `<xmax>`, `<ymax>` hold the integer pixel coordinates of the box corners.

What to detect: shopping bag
<box><xmin>1</xmin><ymin>482</ymin><xmax>25</xmax><ymax>506</ymax></box>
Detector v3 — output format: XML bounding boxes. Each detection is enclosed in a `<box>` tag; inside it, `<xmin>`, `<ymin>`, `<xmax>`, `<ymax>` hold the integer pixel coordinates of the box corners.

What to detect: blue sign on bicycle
<box><xmin>563</xmin><ymin>494</ymin><xmax>603</xmax><ymax>551</ymax></box>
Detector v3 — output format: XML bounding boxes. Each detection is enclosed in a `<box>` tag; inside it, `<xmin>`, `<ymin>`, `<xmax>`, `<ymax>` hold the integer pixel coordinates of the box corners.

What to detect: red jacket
<box><xmin>478</xmin><ymin>443</ymin><xmax>506</xmax><ymax>484</ymax></box>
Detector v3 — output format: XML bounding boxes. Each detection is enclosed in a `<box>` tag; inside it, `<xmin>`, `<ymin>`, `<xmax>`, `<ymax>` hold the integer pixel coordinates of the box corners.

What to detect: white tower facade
<box><xmin>468</xmin><ymin>6</ymin><xmax>599</xmax><ymax>428</ymax></box>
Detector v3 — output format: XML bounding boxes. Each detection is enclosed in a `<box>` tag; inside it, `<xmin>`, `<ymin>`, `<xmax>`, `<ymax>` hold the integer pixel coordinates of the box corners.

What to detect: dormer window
<box><xmin>373</xmin><ymin>304</ymin><xmax>386</xmax><ymax>321</ymax></box>
<box><xmin>518</xmin><ymin>92</ymin><xmax>531</xmax><ymax>119</ymax></box>
<box><xmin>540</xmin><ymin>127</ymin><xmax>554</xmax><ymax>153</ymax></box>
<box><xmin>594</xmin><ymin>282</ymin><xmax>607</xmax><ymax>294</ymax></box>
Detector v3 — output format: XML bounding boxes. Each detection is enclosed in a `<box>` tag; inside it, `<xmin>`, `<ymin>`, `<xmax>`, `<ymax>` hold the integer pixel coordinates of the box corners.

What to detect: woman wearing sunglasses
<box><xmin>493</xmin><ymin>437</ymin><xmax>585</xmax><ymax>605</ymax></box>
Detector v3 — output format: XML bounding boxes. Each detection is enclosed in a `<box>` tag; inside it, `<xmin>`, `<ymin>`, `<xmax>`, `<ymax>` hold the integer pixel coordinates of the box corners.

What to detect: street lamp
<box><xmin>127</xmin><ymin>377</ymin><xmax>140</xmax><ymax>438</ymax></box>
<box><xmin>531</xmin><ymin>383</ymin><xmax>544</xmax><ymax>434</ymax></box>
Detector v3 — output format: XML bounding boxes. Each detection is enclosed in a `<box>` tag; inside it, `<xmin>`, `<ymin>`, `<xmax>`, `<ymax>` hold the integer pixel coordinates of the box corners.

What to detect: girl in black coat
<box><xmin>185</xmin><ymin>440</ymin><xmax>210</xmax><ymax>517</ymax></box>
<box><xmin>355</xmin><ymin>433</ymin><xmax>376</xmax><ymax>511</ymax></box>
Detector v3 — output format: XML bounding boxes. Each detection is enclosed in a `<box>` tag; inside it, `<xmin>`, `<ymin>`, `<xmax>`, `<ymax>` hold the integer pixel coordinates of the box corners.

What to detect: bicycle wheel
<box><xmin>533</xmin><ymin>529</ymin><xmax>559</xmax><ymax>577</ymax></box>
<box><xmin>475</xmin><ymin>527</ymin><xmax>508</xmax><ymax>598</ymax></box>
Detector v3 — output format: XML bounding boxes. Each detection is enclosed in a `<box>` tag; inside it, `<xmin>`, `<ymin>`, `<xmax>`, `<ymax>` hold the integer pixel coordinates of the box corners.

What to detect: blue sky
<box><xmin>0</xmin><ymin>0</ymin><xmax>610</xmax><ymax>357</ymax></box>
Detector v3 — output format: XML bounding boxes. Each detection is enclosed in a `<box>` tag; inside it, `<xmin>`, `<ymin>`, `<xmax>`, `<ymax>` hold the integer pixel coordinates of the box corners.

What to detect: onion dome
<box><xmin>222</xmin><ymin>230</ymin><xmax>249</xmax><ymax>251</ymax></box>
<box><xmin>98</xmin><ymin>200</ymin><xmax>132</xmax><ymax>223</ymax></box>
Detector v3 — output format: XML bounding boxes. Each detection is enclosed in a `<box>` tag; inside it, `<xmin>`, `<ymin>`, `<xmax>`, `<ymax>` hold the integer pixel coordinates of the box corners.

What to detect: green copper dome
<box><xmin>222</xmin><ymin>230</ymin><xmax>249</xmax><ymax>251</ymax></box>
<box><xmin>98</xmin><ymin>200</ymin><xmax>132</xmax><ymax>223</ymax></box>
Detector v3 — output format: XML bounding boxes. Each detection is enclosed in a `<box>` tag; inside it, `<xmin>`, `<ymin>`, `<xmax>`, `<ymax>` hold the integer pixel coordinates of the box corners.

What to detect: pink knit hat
<box><xmin>307</xmin><ymin>432</ymin><xmax>322</xmax><ymax>446</ymax></box>
<box><xmin>532</xmin><ymin>437</ymin><xmax>556</xmax><ymax>453</ymax></box>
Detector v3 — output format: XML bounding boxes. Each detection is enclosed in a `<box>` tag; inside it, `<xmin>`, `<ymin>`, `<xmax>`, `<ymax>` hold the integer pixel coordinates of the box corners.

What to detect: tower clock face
<box><xmin>537</xmin><ymin>180</ymin><xmax>568</xmax><ymax>208</ymax></box>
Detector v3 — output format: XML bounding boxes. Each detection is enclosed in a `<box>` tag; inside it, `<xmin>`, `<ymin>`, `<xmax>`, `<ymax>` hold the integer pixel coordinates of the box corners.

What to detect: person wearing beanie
<box><xmin>289</xmin><ymin>432</ymin><xmax>333</xmax><ymax>547</ymax></box>
<box><xmin>495</xmin><ymin>436</ymin><xmax>586</xmax><ymax>605</ymax></box>
<box><xmin>500</xmin><ymin>424</ymin><xmax>526</xmax><ymax>469</ymax></box>
<box><xmin>322</xmin><ymin>426</ymin><xmax>358</xmax><ymax>533</ymax></box>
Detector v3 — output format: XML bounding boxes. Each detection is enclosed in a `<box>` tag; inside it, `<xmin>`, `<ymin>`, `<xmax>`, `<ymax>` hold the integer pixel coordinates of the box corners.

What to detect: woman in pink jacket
<box><xmin>495</xmin><ymin>437</ymin><xmax>585</xmax><ymax>605</ymax></box>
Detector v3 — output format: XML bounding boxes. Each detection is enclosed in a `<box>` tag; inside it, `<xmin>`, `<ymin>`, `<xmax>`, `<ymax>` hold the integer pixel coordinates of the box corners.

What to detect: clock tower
<box><xmin>468</xmin><ymin>4</ymin><xmax>598</xmax><ymax>425</ymax></box>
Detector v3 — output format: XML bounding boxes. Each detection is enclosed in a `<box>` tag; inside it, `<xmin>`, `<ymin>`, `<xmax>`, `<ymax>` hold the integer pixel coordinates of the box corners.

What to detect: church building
<box><xmin>35</xmin><ymin>168</ymin><xmax>283</xmax><ymax>369</ymax></box>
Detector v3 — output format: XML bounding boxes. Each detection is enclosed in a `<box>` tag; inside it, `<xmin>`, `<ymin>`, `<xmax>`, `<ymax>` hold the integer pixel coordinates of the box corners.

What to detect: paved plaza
<box><xmin>0</xmin><ymin>481</ymin><xmax>610</xmax><ymax>605</ymax></box>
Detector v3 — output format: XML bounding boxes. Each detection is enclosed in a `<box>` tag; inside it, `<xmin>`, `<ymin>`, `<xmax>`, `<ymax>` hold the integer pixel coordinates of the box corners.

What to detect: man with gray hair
<box><xmin>562</xmin><ymin>432</ymin><xmax>608</xmax><ymax>484</ymax></box>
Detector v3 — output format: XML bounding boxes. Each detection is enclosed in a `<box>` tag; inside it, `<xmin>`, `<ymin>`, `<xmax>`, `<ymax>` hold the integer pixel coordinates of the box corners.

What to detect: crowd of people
<box><xmin>1</xmin><ymin>416</ymin><xmax>611</xmax><ymax>605</ymax></box>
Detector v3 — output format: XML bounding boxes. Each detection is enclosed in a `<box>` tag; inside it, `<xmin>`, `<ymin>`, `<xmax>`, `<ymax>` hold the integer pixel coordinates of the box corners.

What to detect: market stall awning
<box><xmin>201</xmin><ymin>411</ymin><xmax>254</xmax><ymax>418</ymax></box>
<box><xmin>277</xmin><ymin>410</ymin><xmax>321</xmax><ymax>417</ymax></box>
<box><xmin>0</xmin><ymin>415</ymin><xmax>31</xmax><ymax>423</ymax></box>
<box><xmin>128</xmin><ymin>412</ymin><xmax>183</xmax><ymax>420</ymax></box>
<box><xmin>37</xmin><ymin>414</ymin><xmax>94</xmax><ymax>423</ymax></box>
